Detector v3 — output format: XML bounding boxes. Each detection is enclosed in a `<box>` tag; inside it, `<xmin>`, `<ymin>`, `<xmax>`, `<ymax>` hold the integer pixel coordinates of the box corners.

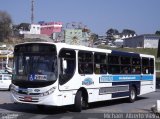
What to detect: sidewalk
<box><xmin>151</xmin><ymin>80</ymin><xmax>160</xmax><ymax>115</ymax></box>
<box><xmin>151</xmin><ymin>100</ymin><xmax>160</xmax><ymax>115</ymax></box>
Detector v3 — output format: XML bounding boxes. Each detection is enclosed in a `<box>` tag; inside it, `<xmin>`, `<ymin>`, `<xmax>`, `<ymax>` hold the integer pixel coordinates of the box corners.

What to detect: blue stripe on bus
<box><xmin>141</xmin><ymin>75</ymin><xmax>154</xmax><ymax>80</ymax></box>
<box><xmin>99</xmin><ymin>75</ymin><xmax>153</xmax><ymax>83</ymax></box>
<box><xmin>112</xmin><ymin>91</ymin><xmax>129</xmax><ymax>98</ymax></box>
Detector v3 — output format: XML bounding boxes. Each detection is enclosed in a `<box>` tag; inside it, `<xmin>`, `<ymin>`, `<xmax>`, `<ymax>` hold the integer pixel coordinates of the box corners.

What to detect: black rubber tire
<box><xmin>74</xmin><ymin>91</ymin><xmax>82</xmax><ymax>112</ymax></box>
<box><xmin>8</xmin><ymin>85</ymin><xmax>11</xmax><ymax>91</ymax></box>
<box><xmin>129</xmin><ymin>87</ymin><xmax>137</xmax><ymax>103</ymax></box>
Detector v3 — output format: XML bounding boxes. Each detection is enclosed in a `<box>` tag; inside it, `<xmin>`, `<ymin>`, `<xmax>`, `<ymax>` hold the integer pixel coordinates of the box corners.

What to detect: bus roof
<box><xmin>15</xmin><ymin>42</ymin><xmax>155</xmax><ymax>58</ymax></box>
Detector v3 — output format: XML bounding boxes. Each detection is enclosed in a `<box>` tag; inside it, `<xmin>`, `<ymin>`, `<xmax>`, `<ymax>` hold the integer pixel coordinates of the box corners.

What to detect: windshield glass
<box><xmin>13</xmin><ymin>44</ymin><xmax>57</xmax><ymax>82</ymax></box>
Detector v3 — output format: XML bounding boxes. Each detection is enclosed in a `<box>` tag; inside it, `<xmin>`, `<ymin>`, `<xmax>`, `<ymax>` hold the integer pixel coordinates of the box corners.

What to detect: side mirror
<box><xmin>6</xmin><ymin>51</ymin><xmax>13</xmax><ymax>74</ymax></box>
<box><xmin>5</xmin><ymin>66</ymin><xmax>13</xmax><ymax>74</ymax></box>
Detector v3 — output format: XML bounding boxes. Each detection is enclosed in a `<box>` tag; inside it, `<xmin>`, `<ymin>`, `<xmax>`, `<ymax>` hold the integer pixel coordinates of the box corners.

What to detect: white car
<box><xmin>0</xmin><ymin>74</ymin><xmax>12</xmax><ymax>90</ymax></box>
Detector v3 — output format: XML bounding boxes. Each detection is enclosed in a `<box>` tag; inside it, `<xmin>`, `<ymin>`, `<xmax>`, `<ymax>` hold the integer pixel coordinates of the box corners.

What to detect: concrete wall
<box><xmin>124</xmin><ymin>35</ymin><xmax>160</xmax><ymax>48</ymax></box>
<box><xmin>124</xmin><ymin>36</ymin><xmax>144</xmax><ymax>48</ymax></box>
<box><xmin>144</xmin><ymin>39</ymin><xmax>159</xmax><ymax>48</ymax></box>
<box><xmin>23</xmin><ymin>34</ymin><xmax>53</xmax><ymax>42</ymax></box>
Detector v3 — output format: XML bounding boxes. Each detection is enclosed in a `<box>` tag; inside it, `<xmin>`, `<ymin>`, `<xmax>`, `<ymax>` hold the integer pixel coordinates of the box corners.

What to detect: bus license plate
<box><xmin>35</xmin><ymin>75</ymin><xmax>47</xmax><ymax>80</ymax></box>
<box><xmin>24</xmin><ymin>96</ymin><xmax>32</xmax><ymax>101</ymax></box>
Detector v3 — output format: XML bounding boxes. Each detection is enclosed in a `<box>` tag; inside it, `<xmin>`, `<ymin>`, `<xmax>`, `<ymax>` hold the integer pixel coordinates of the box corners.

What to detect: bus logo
<box><xmin>34</xmin><ymin>89</ymin><xmax>40</xmax><ymax>92</ymax></box>
<box><xmin>82</xmin><ymin>78</ymin><xmax>94</xmax><ymax>86</ymax></box>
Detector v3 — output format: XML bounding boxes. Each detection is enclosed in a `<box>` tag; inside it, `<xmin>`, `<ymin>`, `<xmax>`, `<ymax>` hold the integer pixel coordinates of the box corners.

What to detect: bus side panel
<box><xmin>140</xmin><ymin>80</ymin><xmax>155</xmax><ymax>95</ymax></box>
<box><xmin>112</xmin><ymin>81</ymin><xmax>140</xmax><ymax>98</ymax></box>
<box><xmin>61</xmin><ymin>91</ymin><xmax>75</xmax><ymax>106</ymax></box>
<box><xmin>88</xmin><ymin>84</ymin><xmax>112</xmax><ymax>103</ymax></box>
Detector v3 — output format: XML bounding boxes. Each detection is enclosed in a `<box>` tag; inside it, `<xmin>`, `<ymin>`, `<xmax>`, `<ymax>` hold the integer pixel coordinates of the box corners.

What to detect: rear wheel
<box><xmin>129</xmin><ymin>87</ymin><xmax>137</xmax><ymax>103</ymax></box>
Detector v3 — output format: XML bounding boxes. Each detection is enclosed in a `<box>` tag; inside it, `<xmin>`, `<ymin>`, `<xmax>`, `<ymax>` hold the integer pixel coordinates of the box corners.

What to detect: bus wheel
<box><xmin>8</xmin><ymin>85</ymin><xmax>11</xmax><ymax>91</ymax></box>
<box><xmin>129</xmin><ymin>87</ymin><xmax>137</xmax><ymax>103</ymax></box>
<box><xmin>74</xmin><ymin>91</ymin><xmax>83</xmax><ymax>112</ymax></box>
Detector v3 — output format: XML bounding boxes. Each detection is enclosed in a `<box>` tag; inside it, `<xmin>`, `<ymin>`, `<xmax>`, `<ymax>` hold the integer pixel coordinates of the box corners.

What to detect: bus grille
<box><xmin>19</xmin><ymin>97</ymin><xmax>39</xmax><ymax>103</ymax></box>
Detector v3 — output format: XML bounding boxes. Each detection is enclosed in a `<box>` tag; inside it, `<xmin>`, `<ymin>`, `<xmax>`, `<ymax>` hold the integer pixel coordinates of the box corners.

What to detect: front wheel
<box><xmin>74</xmin><ymin>91</ymin><xmax>83</xmax><ymax>112</ymax></box>
<box><xmin>129</xmin><ymin>87</ymin><xmax>137</xmax><ymax>103</ymax></box>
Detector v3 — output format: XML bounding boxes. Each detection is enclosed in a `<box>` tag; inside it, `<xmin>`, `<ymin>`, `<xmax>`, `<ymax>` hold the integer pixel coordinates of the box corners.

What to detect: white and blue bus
<box><xmin>11</xmin><ymin>42</ymin><xmax>156</xmax><ymax>112</ymax></box>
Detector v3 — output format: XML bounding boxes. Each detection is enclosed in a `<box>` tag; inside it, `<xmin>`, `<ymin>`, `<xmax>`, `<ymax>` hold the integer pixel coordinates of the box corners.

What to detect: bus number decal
<box><xmin>100</xmin><ymin>76</ymin><xmax>113</xmax><ymax>82</ymax></box>
<box><xmin>29</xmin><ymin>74</ymin><xmax>47</xmax><ymax>81</ymax></box>
<box><xmin>100</xmin><ymin>75</ymin><xmax>141</xmax><ymax>83</ymax></box>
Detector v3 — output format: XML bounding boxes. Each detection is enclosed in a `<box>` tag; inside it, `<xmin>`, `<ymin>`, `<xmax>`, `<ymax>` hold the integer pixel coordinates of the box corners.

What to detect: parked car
<box><xmin>0</xmin><ymin>74</ymin><xmax>12</xmax><ymax>90</ymax></box>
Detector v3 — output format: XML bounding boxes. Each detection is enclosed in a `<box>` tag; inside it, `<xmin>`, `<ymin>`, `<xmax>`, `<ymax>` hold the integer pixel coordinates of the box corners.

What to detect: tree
<box><xmin>106</xmin><ymin>28</ymin><xmax>119</xmax><ymax>36</ymax></box>
<box><xmin>90</xmin><ymin>33</ymin><xmax>98</xmax><ymax>43</ymax></box>
<box><xmin>88</xmin><ymin>33</ymin><xmax>98</xmax><ymax>47</ymax></box>
<box><xmin>106</xmin><ymin>28</ymin><xmax>119</xmax><ymax>40</ymax></box>
<box><xmin>155</xmin><ymin>30</ymin><xmax>160</xmax><ymax>36</ymax></box>
<box><xmin>17</xmin><ymin>23</ymin><xmax>30</xmax><ymax>31</ymax></box>
<box><xmin>122</xmin><ymin>29</ymin><xmax>136</xmax><ymax>35</ymax></box>
<box><xmin>0</xmin><ymin>11</ymin><xmax>12</xmax><ymax>41</ymax></box>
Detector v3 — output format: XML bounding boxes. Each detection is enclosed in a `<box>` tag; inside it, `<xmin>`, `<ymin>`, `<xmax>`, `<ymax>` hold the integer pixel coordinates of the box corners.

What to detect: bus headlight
<box><xmin>39</xmin><ymin>87</ymin><xmax>56</xmax><ymax>97</ymax></box>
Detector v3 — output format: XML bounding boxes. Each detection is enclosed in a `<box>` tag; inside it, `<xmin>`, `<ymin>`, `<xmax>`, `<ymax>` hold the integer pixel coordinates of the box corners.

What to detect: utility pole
<box><xmin>157</xmin><ymin>39</ymin><xmax>160</xmax><ymax>58</ymax></box>
<box><xmin>31</xmin><ymin>0</ymin><xmax>34</xmax><ymax>24</ymax></box>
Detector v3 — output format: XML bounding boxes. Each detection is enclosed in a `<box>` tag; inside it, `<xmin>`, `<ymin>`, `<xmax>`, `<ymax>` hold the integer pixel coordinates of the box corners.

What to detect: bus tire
<box><xmin>129</xmin><ymin>87</ymin><xmax>137</xmax><ymax>103</ymax></box>
<box><xmin>74</xmin><ymin>91</ymin><xmax>83</xmax><ymax>112</ymax></box>
<box><xmin>8</xmin><ymin>85</ymin><xmax>11</xmax><ymax>91</ymax></box>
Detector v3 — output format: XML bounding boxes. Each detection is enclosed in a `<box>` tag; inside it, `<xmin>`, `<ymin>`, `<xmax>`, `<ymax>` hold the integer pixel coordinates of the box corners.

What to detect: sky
<box><xmin>0</xmin><ymin>0</ymin><xmax>160</xmax><ymax>35</ymax></box>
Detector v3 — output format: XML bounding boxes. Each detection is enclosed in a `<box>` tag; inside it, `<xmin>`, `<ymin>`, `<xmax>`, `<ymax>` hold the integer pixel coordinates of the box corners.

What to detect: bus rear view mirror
<box><xmin>5</xmin><ymin>66</ymin><xmax>13</xmax><ymax>74</ymax></box>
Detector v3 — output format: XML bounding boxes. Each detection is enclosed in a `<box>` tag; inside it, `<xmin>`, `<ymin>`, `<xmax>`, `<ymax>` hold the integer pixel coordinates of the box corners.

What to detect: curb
<box><xmin>151</xmin><ymin>105</ymin><xmax>160</xmax><ymax>116</ymax></box>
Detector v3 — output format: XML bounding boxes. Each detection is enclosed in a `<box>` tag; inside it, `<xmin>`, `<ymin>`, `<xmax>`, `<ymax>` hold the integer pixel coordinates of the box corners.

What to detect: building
<box><xmin>64</xmin><ymin>29</ymin><xmax>91</xmax><ymax>46</ymax></box>
<box><xmin>121</xmin><ymin>34</ymin><xmax>136</xmax><ymax>39</ymax></box>
<box><xmin>17</xmin><ymin>21</ymin><xmax>63</xmax><ymax>39</ymax></box>
<box><xmin>65</xmin><ymin>29</ymin><xmax>82</xmax><ymax>45</ymax></box>
<box><xmin>52</xmin><ymin>31</ymin><xmax>65</xmax><ymax>42</ymax></box>
<box><xmin>19</xmin><ymin>24</ymin><xmax>41</xmax><ymax>35</ymax></box>
<box><xmin>114</xmin><ymin>39</ymin><xmax>124</xmax><ymax>47</ymax></box>
<box><xmin>123</xmin><ymin>34</ymin><xmax>160</xmax><ymax>48</ymax></box>
<box><xmin>40</xmin><ymin>22</ymin><xmax>63</xmax><ymax>36</ymax></box>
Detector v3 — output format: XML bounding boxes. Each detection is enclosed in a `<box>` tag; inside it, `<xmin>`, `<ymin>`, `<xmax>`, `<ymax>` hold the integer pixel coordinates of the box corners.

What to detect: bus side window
<box><xmin>78</xmin><ymin>51</ymin><xmax>93</xmax><ymax>74</ymax></box>
<box><xmin>132</xmin><ymin>57</ymin><xmax>141</xmax><ymax>74</ymax></box>
<box><xmin>121</xmin><ymin>66</ymin><xmax>131</xmax><ymax>74</ymax></box>
<box><xmin>108</xmin><ymin>54</ymin><xmax>120</xmax><ymax>74</ymax></box>
<box><xmin>59</xmin><ymin>49</ymin><xmax>76</xmax><ymax>85</ymax></box>
<box><xmin>149</xmin><ymin>58</ymin><xmax>154</xmax><ymax>74</ymax></box>
<box><xmin>120</xmin><ymin>56</ymin><xmax>131</xmax><ymax>74</ymax></box>
<box><xmin>142</xmin><ymin>58</ymin><xmax>149</xmax><ymax>74</ymax></box>
<box><xmin>94</xmin><ymin>53</ymin><xmax>107</xmax><ymax>74</ymax></box>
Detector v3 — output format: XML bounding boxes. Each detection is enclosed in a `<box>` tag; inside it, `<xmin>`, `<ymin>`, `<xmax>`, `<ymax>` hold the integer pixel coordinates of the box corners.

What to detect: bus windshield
<box><xmin>13</xmin><ymin>44</ymin><xmax>57</xmax><ymax>83</ymax></box>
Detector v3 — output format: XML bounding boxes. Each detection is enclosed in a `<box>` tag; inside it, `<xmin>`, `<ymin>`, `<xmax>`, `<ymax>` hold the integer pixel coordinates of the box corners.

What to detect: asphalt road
<box><xmin>0</xmin><ymin>89</ymin><xmax>160</xmax><ymax>119</ymax></box>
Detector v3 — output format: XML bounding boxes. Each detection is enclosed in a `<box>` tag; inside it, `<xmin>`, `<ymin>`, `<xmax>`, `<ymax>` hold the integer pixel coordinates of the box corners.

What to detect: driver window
<box><xmin>59</xmin><ymin>49</ymin><xmax>76</xmax><ymax>85</ymax></box>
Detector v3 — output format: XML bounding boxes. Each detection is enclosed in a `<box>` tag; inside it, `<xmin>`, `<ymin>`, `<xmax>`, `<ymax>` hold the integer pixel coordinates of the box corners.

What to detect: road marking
<box><xmin>26</xmin><ymin>115</ymin><xmax>48</xmax><ymax>119</ymax></box>
<box><xmin>60</xmin><ymin>116</ymin><xmax>73</xmax><ymax>119</ymax></box>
